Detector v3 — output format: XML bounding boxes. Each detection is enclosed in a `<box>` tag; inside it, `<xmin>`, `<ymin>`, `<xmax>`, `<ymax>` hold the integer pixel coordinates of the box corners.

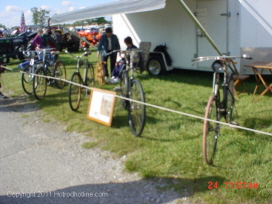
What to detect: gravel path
<box><xmin>0</xmin><ymin>95</ymin><xmax>188</xmax><ymax>204</ymax></box>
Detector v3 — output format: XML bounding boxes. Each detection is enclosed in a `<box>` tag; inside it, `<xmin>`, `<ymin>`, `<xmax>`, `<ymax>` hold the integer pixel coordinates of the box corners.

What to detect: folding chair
<box><xmin>231</xmin><ymin>60</ymin><xmax>250</xmax><ymax>98</ymax></box>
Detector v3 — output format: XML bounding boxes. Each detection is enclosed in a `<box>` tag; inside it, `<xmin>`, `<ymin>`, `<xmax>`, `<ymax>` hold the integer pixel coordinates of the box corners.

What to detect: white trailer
<box><xmin>51</xmin><ymin>0</ymin><xmax>272</xmax><ymax>75</ymax></box>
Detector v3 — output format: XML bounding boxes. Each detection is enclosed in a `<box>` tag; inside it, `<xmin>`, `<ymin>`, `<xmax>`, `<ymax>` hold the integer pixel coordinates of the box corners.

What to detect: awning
<box><xmin>51</xmin><ymin>0</ymin><xmax>166</xmax><ymax>25</ymax></box>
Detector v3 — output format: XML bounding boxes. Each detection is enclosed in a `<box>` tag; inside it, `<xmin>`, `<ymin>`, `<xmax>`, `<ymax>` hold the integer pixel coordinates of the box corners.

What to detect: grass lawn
<box><xmin>1</xmin><ymin>50</ymin><xmax>272</xmax><ymax>203</ymax></box>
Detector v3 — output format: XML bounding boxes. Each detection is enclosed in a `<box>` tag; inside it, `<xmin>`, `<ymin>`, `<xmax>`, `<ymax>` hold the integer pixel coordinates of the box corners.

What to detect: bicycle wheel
<box><xmin>128</xmin><ymin>79</ymin><xmax>146</xmax><ymax>136</ymax></box>
<box><xmin>120</xmin><ymin>70</ymin><xmax>129</xmax><ymax>109</ymax></box>
<box><xmin>203</xmin><ymin>95</ymin><xmax>221</xmax><ymax>165</ymax></box>
<box><xmin>54</xmin><ymin>60</ymin><xmax>66</xmax><ymax>89</ymax></box>
<box><xmin>21</xmin><ymin>66</ymin><xmax>34</xmax><ymax>95</ymax></box>
<box><xmin>33</xmin><ymin>67</ymin><xmax>47</xmax><ymax>100</ymax></box>
<box><xmin>223</xmin><ymin>74</ymin><xmax>235</xmax><ymax>123</ymax></box>
<box><xmin>68</xmin><ymin>72</ymin><xmax>82</xmax><ymax>111</ymax></box>
<box><xmin>84</xmin><ymin>62</ymin><xmax>95</xmax><ymax>87</ymax></box>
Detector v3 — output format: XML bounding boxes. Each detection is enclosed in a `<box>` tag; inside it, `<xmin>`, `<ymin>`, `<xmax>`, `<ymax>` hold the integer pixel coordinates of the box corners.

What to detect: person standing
<box><xmin>31</xmin><ymin>28</ymin><xmax>44</xmax><ymax>59</ymax></box>
<box><xmin>31</xmin><ymin>28</ymin><xmax>44</xmax><ymax>50</ymax></box>
<box><xmin>0</xmin><ymin>63</ymin><xmax>7</xmax><ymax>99</ymax></box>
<box><xmin>41</xmin><ymin>28</ymin><xmax>49</xmax><ymax>48</ymax></box>
<box><xmin>97</xmin><ymin>27</ymin><xmax>120</xmax><ymax>80</ymax></box>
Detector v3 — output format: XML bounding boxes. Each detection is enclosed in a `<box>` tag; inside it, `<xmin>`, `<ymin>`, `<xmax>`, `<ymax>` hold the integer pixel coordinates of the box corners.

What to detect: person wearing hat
<box><xmin>27</xmin><ymin>27</ymin><xmax>32</xmax><ymax>33</ymax></box>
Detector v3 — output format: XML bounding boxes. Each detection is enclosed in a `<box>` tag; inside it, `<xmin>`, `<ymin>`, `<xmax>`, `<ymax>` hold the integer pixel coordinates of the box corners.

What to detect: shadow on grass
<box><xmin>0</xmin><ymin>95</ymin><xmax>39</xmax><ymax>113</ymax></box>
<box><xmin>239</xmin><ymin>117</ymin><xmax>272</xmax><ymax>137</ymax></box>
<box><xmin>138</xmin><ymin>69</ymin><xmax>259</xmax><ymax>94</ymax></box>
<box><xmin>0</xmin><ymin>176</ymin><xmax>225</xmax><ymax>204</ymax></box>
<box><xmin>138</xmin><ymin>69</ymin><xmax>214</xmax><ymax>87</ymax></box>
<box><xmin>140</xmin><ymin>135</ymin><xmax>184</xmax><ymax>142</ymax></box>
<box><xmin>35</xmin><ymin>91</ymin><xmax>69</xmax><ymax>107</ymax></box>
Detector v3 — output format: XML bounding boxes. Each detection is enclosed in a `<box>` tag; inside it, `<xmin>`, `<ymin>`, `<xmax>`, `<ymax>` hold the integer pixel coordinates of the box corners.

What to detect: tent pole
<box><xmin>177</xmin><ymin>0</ymin><xmax>223</xmax><ymax>56</ymax></box>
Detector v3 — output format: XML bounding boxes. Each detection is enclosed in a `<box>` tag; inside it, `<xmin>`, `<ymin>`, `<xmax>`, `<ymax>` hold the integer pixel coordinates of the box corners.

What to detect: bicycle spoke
<box><xmin>54</xmin><ymin>60</ymin><xmax>66</xmax><ymax>89</ymax></box>
<box><xmin>84</xmin><ymin>63</ymin><xmax>95</xmax><ymax>87</ymax></box>
<box><xmin>128</xmin><ymin>79</ymin><xmax>146</xmax><ymax>136</ymax></box>
<box><xmin>33</xmin><ymin>68</ymin><xmax>47</xmax><ymax>100</ymax></box>
<box><xmin>203</xmin><ymin>96</ymin><xmax>220</xmax><ymax>165</ymax></box>
<box><xmin>21</xmin><ymin>66</ymin><xmax>34</xmax><ymax>95</ymax></box>
<box><xmin>120</xmin><ymin>70</ymin><xmax>129</xmax><ymax>109</ymax></box>
<box><xmin>68</xmin><ymin>72</ymin><xmax>82</xmax><ymax>111</ymax></box>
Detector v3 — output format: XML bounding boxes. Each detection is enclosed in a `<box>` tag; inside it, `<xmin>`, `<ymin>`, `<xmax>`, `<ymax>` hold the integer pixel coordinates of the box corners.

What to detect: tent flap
<box><xmin>51</xmin><ymin>0</ymin><xmax>166</xmax><ymax>25</ymax></box>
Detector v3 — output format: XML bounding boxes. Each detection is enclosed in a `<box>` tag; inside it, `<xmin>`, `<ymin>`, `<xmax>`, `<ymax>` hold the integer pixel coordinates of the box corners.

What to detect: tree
<box><xmin>0</xmin><ymin>24</ymin><xmax>6</xmax><ymax>29</ymax></box>
<box><xmin>92</xmin><ymin>17</ymin><xmax>108</xmax><ymax>24</ymax></box>
<box><xmin>73</xmin><ymin>17</ymin><xmax>109</xmax><ymax>27</ymax></box>
<box><xmin>31</xmin><ymin>7</ymin><xmax>50</xmax><ymax>27</ymax></box>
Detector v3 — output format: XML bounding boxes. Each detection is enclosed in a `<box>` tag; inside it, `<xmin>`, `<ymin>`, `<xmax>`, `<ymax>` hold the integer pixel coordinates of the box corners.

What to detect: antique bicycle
<box><xmin>192</xmin><ymin>55</ymin><xmax>251</xmax><ymax>165</ymax></box>
<box><xmin>32</xmin><ymin>48</ymin><xmax>66</xmax><ymax>100</ymax></box>
<box><xmin>66</xmin><ymin>49</ymin><xmax>95</xmax><ymax>111</ymax></box>
<box><xmin>102</xmin><ymin>49</ymin><xmax>147</xmax><ymax>136</ymax></box>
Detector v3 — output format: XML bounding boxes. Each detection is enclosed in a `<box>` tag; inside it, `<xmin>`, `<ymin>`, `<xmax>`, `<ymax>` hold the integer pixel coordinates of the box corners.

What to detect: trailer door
<box><xmin>196</xmin><ymin>0</ymin><xmax>229</xmax><ymax>70</ymax></box>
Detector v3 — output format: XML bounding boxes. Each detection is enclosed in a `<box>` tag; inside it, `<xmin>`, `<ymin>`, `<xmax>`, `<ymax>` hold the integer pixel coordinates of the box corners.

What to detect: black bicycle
<box><xmin>192</xmin><ymin>55</ymin><xmax>251</xmax><ymax>165</ymax></box>
<box><xmin>103</xmin><ymin>49</ymin><xmax>146</xmax><ymax>136</ymax></box>
<box><xmin>32</xmin><ymin>48</ymin><xmax>66</xmax><ymax>100</ymax></box>
<box><xmin>66</xmin><ymin>49</ymin><xmax>95</xmax><ymax>111</ymax></box>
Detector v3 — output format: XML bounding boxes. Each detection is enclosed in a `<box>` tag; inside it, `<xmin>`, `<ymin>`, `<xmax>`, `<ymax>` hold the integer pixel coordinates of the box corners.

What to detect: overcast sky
<box><xmin>0</xmin><ymin>0</ymin><xmax>117</xmax><ymax>28</ymax></box>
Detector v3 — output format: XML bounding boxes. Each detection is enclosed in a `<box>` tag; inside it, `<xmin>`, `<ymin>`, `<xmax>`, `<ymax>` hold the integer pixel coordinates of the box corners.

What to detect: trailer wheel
<box><xmin>147</xmin><ymin>55</ymin><xmax>166</xmax><ymax>76</ymax></box>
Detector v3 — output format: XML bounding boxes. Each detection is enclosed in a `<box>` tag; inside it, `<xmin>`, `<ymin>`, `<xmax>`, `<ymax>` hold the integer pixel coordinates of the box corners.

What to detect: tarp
<box><xmin>51</xmin><ymin>0</ymin><xmax>166</xmax><ymax>25</ymax></box>
<box><xmin>239</xmin><ymin>0</ymin><xmax>272</xmax><ymax>37</ymax></box>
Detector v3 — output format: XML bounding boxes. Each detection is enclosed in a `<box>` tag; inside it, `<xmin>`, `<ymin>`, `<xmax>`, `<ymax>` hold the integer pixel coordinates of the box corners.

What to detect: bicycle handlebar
<box><xmin>22</xmin><ymin>49</ymin><xmax>59</xmax><ymax>58</ymax></box>
<box><xmin>65</xmin><ymin>49</ymin><xmax>91</xmax><ymax>59</ymax></box>
<box><xmin>22</xmin><ymin>50</ymin><xmax>39</xmax><ymax>58</ymax></box>
<box><xmin>192</xmin><ymin>55</ymin><xmax>252</xmax><ymax>63</ymax></box>
<box><xmin>101</xmin><ymin>49</ymin><xmax>148</xmax><ymax>57</ymax></box>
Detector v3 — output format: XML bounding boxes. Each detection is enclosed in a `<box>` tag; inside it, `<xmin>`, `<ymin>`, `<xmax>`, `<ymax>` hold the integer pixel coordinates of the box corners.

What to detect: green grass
<box><xmin>1</xmin><ymin>51</ymin><xmax>272</xmax><ymax>203</ymax></box>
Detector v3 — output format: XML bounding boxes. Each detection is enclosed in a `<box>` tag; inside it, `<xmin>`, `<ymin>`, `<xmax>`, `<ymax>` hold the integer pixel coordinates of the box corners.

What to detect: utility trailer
<box><xmin>51</xmin><ymin>0</ymin><xmax>272</xmax><ymax>75</ymax></box>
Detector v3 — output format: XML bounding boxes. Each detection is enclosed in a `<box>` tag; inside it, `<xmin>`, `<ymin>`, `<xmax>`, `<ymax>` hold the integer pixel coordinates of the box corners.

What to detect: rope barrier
<box><xmin>0</xmin><ymin>65</ymin><xmax>13</xmax><ymax>71</ymax></box>
<box><xmin>16</xmin><ymin>69</ymin><xmax>272</xmax><ymax>137</ymax></box>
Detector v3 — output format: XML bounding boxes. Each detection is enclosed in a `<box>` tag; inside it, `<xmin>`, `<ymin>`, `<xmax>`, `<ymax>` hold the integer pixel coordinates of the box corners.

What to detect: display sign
<box><xmin>87</xmin><ymin>88</ymin><xmax>116</xmax><ymax>127</ymax></box>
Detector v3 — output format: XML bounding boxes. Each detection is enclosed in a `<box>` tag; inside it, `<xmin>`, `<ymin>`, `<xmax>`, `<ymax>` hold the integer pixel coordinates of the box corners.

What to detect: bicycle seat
<box><xmin>83</xmin><ymin>51</ymin><xmax>91</xmax><ymax>57</ymax></box>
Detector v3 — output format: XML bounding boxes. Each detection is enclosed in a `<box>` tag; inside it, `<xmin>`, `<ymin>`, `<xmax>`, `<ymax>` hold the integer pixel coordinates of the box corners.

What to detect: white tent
<box><xmin>50</xmin><ymin>0</ymin><xmax>222</xmax><ymax>60</ymax></box>
<box><xmin>51</xmin><ymin>0</ymin><xmax>166</xmax><ymax>25</ymax></box>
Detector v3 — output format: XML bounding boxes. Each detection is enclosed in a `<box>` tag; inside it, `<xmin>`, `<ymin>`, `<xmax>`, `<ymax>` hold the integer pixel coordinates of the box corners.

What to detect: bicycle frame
<box><xmin>66</xmin><ymin>50</ymin><xmax>91</xmax><ymax>76</ymax></box>
<box><xmin>193</xmin><ymin>55</ymin><xmax>252</xmax><ymax>165</ymax></box>
<box><xmin>102</xmin><ymin>49</ymin><xmax>146</xmax><ymax>136</ymax></box>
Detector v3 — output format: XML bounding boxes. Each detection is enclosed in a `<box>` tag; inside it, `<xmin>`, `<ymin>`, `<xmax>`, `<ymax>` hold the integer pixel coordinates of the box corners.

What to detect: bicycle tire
<box><xmin>223</xmin><ymin>74</ymin><xmax>235</xmax><ymax>123</ymax></box>
<box><xmin>128</xmin><ymin>79</ymin><xmax>146</xmax><ymax>136</ymax></box>
<box><xmin>54</xmin><ymin>60</ymin><xmax>66</xmax><ymax>89</ymax></box>
<box><xmin>203</xmin><ymin>95</ymin><xmax>221</xmax><ymax>165</ymax></box>
<box><xmin>120</xmin><ymin>70</ymin><xmax>129</xmax><ymax>109</ymax></box>
<box><xmin>33</xmin><ymin>67</ymin><xmax>47</xmax><ymax>100</ymax></box>
<box><xmin>21</xmin><ymin>66</ymin><xmax>33</xmax><ymax>95</ymax></box>
<box><xmin>84</xmin><ymin>62</ymin><xmax>95</xmax><ymax>87</ymax></box>
<box><xmin>68</xmin><ymin>72</ymin><xmax>82</xmax><ymax>111</ymax></box>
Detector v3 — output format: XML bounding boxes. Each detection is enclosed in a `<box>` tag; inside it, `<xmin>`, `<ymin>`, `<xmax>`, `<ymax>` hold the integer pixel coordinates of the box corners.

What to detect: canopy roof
<box><xmin>51</xmin><ymin>0</ymin><xmax>166</xmax><ymax>25</ymax></box>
